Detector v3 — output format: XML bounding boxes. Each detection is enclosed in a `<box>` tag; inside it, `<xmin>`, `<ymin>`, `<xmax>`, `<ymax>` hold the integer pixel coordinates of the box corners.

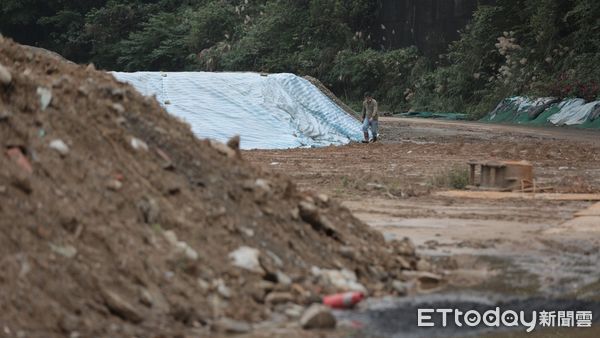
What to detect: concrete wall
<box><xmin>372</xmin><ymin>0</ymin><xmax>495</xmax><ymax>55</ymax></box>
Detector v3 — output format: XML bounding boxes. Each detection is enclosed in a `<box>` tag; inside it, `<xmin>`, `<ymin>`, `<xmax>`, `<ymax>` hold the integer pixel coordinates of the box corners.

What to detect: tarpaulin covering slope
<box><xmin>482</xmin><ymin>96</ymin><xmax>600</xmax><ymax>128</ymax></box>
<box><xmin>112</xmin><ymin>72</ymin><xmax>362</xmax><ymax>149</ymax></box>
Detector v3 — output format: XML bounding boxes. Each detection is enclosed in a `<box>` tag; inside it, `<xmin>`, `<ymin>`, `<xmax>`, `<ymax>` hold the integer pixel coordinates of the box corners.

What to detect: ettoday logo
<box><xmin>418</xmin><ymin>308</ymin><xmax>593</xmax><ymax>332</ymax></box>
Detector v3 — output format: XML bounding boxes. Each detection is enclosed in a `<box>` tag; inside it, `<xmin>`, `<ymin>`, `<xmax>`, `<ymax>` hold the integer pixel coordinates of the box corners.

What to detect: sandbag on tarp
<box><xmin>112</xmin><ymin>72</ymin><xmax>362</xmax><ymax>149</ymax></box>
<box><xmin>547</xmin><ymin>99</ymin><xmax>599</xmax><ymax>126</ymax></box>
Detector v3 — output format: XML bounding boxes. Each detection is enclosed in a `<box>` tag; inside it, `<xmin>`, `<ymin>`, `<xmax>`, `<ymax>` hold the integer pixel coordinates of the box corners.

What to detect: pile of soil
<box><xmin>0</xmin><ymin>37</ymin><xmax>419</xmax><ymax>337</ymax></box>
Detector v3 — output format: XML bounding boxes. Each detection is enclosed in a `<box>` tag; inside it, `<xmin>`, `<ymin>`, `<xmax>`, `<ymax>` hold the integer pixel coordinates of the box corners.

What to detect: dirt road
<box><xmin>245</xmin><ymin>117</ymin><xmax>600</xmax><ymax>299</ymax></box>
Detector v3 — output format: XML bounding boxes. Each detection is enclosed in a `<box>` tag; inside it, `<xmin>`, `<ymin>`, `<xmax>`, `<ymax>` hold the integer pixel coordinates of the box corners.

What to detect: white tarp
<box><xmin>548</xmin><ymin>99</ymin><xmax>600</xmax><ymax>126</ymax></box>
<box><xmin>112</xmin><ymin>72</ymin><xmax>362</xmax><ymax>149</ymax></box>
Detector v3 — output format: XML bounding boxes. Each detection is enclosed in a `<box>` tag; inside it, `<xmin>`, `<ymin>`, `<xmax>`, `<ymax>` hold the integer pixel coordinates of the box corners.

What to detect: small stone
<box><xmin>101</xmin><ymin>288</ymin><xmax>143</xmax><ymax>323</ymax></box>
<box><xmin>215</xmin><ymin>280</ymin><xmax>232</xmax><ymax>299</ymax></box>
<box><xmin>111</xmin><ymin>103</ymin><xmax>125</xmax><ymax>114</ymax></box>
<box><xmin>163</xmin><ymin>230</ymin><xmax>178</xmax><ymax>245</ymax></box>
<box><xmin>0</xmin><ymin>110</ymin><xmax>11</xmax><ymax>121</ymax></box>
<box><xmin>137</xmin><ymin>198</ymin><xmax>160</xmax><ymax>224</ymax></box>
<box><xmin>139</xmin><ymin>288</ymin><xmax>154</xmax><ymax>307</ymax></box>
<box><xmin>229</xmin><ymin>246</ymin><xmax>265</xmax><ymax>274</ymax></box>
<box><xmin>276</xmin><ymin>271</ymin><xmax>292</xmax><ymax>286</ymax></box>
<box><xmin>197</xmin><ymin>279</ymin><xmax>210</xmax><ymax>291</ymax></box>
<box><xmin>226</xmin><ymin>135</ymin><xmax>240</xmax><ymax>151</ymax></box>
<box><xmin>212</xmin><ymin>318</ymin><xmax>252</xmax><ymax>334</ymax></box>
<box><xmin>399</xmin><ymin>271</ymin><xmax>443</xmax><ymax>292</ymax></box>
<box><xmin>315</xmin><ymin>268</ymin><xmax>367</xmax><ymax>293</ymax></box>
<box><xmin>392</xmin><ymin>280</ymin><xmax>415</xmax><ymax>296</ymax></box>
<box><xmin>393</xmin><ymin>237</ymin><xmax>416</xmax><ymax>256</ymax></box>
<box><xmin>298</xmin><ymin>201</ymin><xmax>339</xmax><ymax>237</ymax></box>
<box><xmin>58</xmin><ymin>314</ymin><xmax>80</xmax><ymax>333</ymax></box>
<box><xmin>316</xmin><ymin>194</ymin><xmax>330</xmax><ymax>204</ymax></box>
<box><xmin>265</xmin><ymin>292</ymin><xmax>294</xmax><ymax>305</ymax></box>
<box><xmin>106</xmin><ymin>179</ymin><xmax>123</xmax><ymax>191</ymax></box>
<box><xmin>49</xmin><ymin>139</ymin><xmax>69</xmax><ymax>156</ymax></box>
<box><xmin>164</xmin><ymin>231</ymin><xmax>198</xmax><ymax>261</ymax></box>
<box><xmin>209</xmin><ymin>139</ymin><xmax>236</xmax><ymax>158</ymax></box>
<box><xmin>265</xmin><ymin>250</ymin><xmax>283</xmax><ymax>267</ymax></box>
<box><xmin>416</xmin><ymin>259</ymin><xmax>432</xmax><ymax>272</ymax></box>
<box><xmin>395</xmin><ymin>256</ymin><xmax>412</xmax><ymax>269</ymax></box>
<box><xmin>0</xmin><ymin>64</ymin><xmax>11</xmax><ymax>86</ymax></box>
<box><xmin>339</xmin><ymin>246</ymin><xmax>356</xmax><ymax>259</ymax></box>
<box><xmin>284</xmin><ymin>304</ymin><xmax>304</xmax><ymax>318</ymax></box>
<box><xmin>49</xmin><ymin>243</ymin><xmax>77</xmax><ymax>258</ymax></box>
<box><xmin>254</xmin><ymin>179</ymin><xmax>271</xmax><ymax>193</ymax></box>
<box><xmin>239</xmin><ymin>226</ymin><xmax>254</xmax><ymax>237</ymax></box>
<box><xmin>182</xmin><ymin>244</ymin><xmax>199</xmax><ymax>261</ymax></box>
<box><xmin>300</xmin><ymin>304</ymin><xmax>336</xmax><ymax>330</ymax></box>
<box><xmin>290</xmin><ymin>207</ymin><xmax>300</xmax><ymax>220</ymax></box>
<box><xmin>77</xmin><ymin>85</ymin><xmax>89</xmax><ymax>96</ymax></box>
<box><xmin>130</xmin><ymin>137</ymin><xmax>149</xmax><ymax>151</ymax></box>
<box><xmin>36</xmin><ymin>87</ymin><xmax>52</xmax><ymax>111</ymax></box>
<box><xmin>111</xmin><ymin>88</ymin><xmax>126</xmax><ymax>98</ymax></box>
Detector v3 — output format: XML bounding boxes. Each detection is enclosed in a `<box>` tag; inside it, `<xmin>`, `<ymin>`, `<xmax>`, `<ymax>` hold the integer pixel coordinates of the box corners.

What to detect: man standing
<box><xmin>361</xmin><ymin>92</ymin><xmax>379</xmax><ymax>143</ymax></box>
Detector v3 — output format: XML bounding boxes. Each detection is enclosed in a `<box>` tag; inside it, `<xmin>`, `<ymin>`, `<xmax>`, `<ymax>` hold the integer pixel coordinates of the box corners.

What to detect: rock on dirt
<box><xmin>36</xmin><ymin>87</ymin><xmax>52</xmax><ymax>111</ymax></box>
<box><xmin>312</xmin><ymin>267</ymin><xmax>367</xmax><ymax>293</ymax></box>
<box><xmin>229</xmin><ymin>246</ymin><xmax>265</xmax><ymax>274</ymax></box>
<box><xmin>212</xmin><ymin>317</ymin><xmax>252</xmax><ymax>334</ymax></box>
<box><xmin>101</xmin><ymin>288</ymin><xmax>143</xmax><ymax>324</ymax></box>
<box><xmin>0</xmin><ymin>63</ymin><xmax>12</xmax><ymax>85</ymax></box>
<box><xmin>130</xmin><ymin>136</ymin><xmax>149</xmax><ymax>151</ymax></box>
<box><xmin>299</xmin><ymin>304</ymin><xmax>336</xmax><ymax>330</ymax></box>
<box><xmin>49</xmin><ymin>139</ymin><xmax>70</xmax><ymax>156</ymax></box>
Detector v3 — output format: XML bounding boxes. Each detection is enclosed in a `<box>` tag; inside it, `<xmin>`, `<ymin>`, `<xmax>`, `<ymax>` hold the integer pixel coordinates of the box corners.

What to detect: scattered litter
<box><xmin>322</xmin><ymin>291</ymin><xmax>364</xmax><ymax>309</ymax></box>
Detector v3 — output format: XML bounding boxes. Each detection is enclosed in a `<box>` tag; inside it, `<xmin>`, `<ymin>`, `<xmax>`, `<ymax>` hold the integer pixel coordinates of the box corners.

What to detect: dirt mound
<box><xmin>0</xmin><ymin>37</ymin><xmax>418</xmax><ymax>337</ymax></box>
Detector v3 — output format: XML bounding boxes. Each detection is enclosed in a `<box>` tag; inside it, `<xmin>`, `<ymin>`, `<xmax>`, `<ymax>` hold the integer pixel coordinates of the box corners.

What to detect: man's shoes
<box><xmin>371</xmin><ymin>137</ymin><xmax>378</xmax><ymax>143</ymax></box>
<box><xmin>361</xmin><ymin>140</ymin><xmax>369</xmax><ymax>144</ymax></box>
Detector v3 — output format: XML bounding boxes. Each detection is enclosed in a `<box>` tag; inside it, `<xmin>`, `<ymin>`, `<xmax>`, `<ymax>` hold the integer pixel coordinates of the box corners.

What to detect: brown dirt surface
<box><xmin>0</xmin><ymin>37</ymin><xmax>417</xmax><ymax>337</ymax></box>
<box><xmin>246</xmin><ymin>116</ymin><xmax>600</xmax><ymax>299</ymax></box>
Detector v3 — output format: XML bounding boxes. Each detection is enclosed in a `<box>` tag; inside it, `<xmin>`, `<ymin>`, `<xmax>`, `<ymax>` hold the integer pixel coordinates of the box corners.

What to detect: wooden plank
<box><xmin>434</xmin><ymin>191</ymin><xmax>600</xmax><ymax>201</ymax></box>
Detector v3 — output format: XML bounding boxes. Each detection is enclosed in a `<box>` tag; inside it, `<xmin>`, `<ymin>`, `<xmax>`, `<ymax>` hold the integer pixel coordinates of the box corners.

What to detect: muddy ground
<box><xmin>246</xmin><ymin>117</ymin><xmax>600</xmax><ymax>337</ymax></box>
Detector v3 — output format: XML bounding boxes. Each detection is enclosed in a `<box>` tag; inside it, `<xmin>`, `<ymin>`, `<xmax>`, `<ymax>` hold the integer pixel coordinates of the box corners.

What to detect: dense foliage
<box><xmin>1</xmin><ymin>0</ymin><xmax>598</xmax><ymax>117</ymax></box>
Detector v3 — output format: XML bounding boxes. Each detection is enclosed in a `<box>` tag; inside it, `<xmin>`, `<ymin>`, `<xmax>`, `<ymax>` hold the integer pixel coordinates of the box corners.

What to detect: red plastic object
<box><xmin>323</xmin><ymin>291</ymin><xmax>364</xmax><ymax>309</ymax></box>
<box><xmin>6</xmin><ymin>147</ymin><xmax>33</xmax><ymax>174</ymax></box>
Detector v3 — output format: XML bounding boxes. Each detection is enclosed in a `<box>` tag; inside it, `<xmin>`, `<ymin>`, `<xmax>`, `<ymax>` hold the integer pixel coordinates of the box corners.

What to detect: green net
<box><xmin>481</xmin><ymin>97</ymin><xmax>600</xmax><ymax>129</ymax></box>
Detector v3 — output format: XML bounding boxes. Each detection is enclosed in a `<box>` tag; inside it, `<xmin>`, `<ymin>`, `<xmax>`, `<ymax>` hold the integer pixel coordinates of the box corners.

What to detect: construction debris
<box><xmin>467</xmin><ymin>160</ymin><xmax>533</xmax><ymax>191</ymax></box>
